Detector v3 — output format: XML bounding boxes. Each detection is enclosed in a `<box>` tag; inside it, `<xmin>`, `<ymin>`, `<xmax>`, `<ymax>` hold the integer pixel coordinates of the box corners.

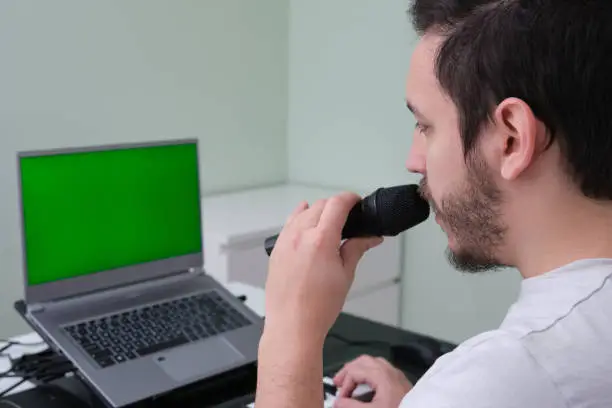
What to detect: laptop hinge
<box><xmin>79</xmin><ymin>268</ymin><xmax>199</xmax><ymax>298</ymax></box>
<box><xmin>26</xmin><ymin>303</ymin><xmax>46</xmax><ymax>314</ymax></box>
<box><xmin>34</xmin><ymin>268</ymin><xmax>202</xmax><ymax>308</ymax></box>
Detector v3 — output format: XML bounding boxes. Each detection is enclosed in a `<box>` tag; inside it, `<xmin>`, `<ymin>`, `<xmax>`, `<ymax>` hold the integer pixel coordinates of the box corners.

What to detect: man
<box><xmin>255</xmin><ymin>0</ymin><xmax>612</xmax><ymax>407</ymax></box>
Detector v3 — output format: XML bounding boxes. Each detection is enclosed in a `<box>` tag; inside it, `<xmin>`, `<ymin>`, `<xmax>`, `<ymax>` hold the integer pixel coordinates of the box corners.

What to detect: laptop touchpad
<box><xmin>154</xmin><ymin>338</ymin><xmax>244</xmax><ymax>383</ymax></box>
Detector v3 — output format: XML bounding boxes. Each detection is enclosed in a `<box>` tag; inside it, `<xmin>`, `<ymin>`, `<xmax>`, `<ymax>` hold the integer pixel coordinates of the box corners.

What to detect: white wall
<box><xmin>0</xmin><ymin>0</ymin><xmax>521</xmax><ymax>344</ymax></box>
<box><xmin>0</xmin><ymin>0</ymin><xmax>289</xmax><ymax>337</ymax></box>
<box><xmin>288</xmin><ymin>0</ymin><xmax>521</xmax><ymax>343</ymax></box>
<box><xmin>288</xmin><ymin>0</ymin><xmax>414</xmax><ymax>191</ymax></box>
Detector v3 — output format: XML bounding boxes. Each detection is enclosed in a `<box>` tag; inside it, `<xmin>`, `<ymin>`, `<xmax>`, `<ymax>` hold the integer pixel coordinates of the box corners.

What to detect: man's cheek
<box><xmin>431</xmin><ymin>143</ymin><xmax>464</xmax><ymax>189</ymax></box>
<box><xmin>425</xmin><ymin>157</ymin><xmax>448</xmax><ymax>202</ymax></box>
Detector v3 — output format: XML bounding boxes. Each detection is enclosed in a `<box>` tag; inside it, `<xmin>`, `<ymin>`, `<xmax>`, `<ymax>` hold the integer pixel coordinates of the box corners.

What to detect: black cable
<box><xmin>0</xmin><ymin>342</ymin><xmax>76</xmax><ymax>399</ymax></box>
<box><xmin>0</xmin><ymin>400</ymin><xmax>24</xmax><ymax>408</ymax></box>
<box><xmin>11</xmin><ymin>355</ymin><xmax>75</xmax><ymax>382</ymax></box>
<box><xmin>0</xmin><ymin>400</ymin><xmax>23</xmax><ymax>408</ymax></box>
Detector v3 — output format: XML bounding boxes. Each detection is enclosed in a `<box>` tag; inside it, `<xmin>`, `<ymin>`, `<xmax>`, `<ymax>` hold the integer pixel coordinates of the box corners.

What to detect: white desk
<box><xmin>0</xmin><ymin>282</ymin><xmax>265</xmax><ymax>397</ymax></box>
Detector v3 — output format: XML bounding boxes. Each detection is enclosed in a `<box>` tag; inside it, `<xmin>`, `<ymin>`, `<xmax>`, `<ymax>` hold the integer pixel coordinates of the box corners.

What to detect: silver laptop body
<box><xmin>16</xmin><ymin>139</ymin><xmax>263</xmax><ymax>407</ymax></box>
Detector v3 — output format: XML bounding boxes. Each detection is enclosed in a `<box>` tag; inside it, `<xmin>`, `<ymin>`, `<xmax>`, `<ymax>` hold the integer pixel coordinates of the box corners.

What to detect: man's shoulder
<box><xmin>429</xmin><ymin>329</ymin><xmax>543</xmax><ymax>377</ymax></box>
<box><xmin>398</xmin><ymin>261</ymin><xmax>612</xmax><ymax>407</ymax></box>
<box><xmin>399</xmin><ymin>330</ymin><xmax>566</xmax><ymax>408</ymax></box>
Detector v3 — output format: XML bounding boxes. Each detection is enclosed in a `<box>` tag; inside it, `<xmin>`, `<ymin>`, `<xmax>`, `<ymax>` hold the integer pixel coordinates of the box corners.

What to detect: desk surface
<box><xmin>1</xmin><ymin>282</ymin><xmax>453</xmax><ymax>407</ymax></box>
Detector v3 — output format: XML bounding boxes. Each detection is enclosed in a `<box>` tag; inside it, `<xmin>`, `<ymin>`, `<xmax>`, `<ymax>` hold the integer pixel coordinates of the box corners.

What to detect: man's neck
<box><xmin>513</xmin><ymin>194</ymin><xmax>612</xmax><ymax>279</ymax></box>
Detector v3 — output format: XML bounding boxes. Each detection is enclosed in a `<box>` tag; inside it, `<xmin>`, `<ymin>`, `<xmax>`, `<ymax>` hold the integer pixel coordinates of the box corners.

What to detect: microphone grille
<box><xmin>376</xmin><ymin>184</ymin><xmax>430</xmax><ymax>235</ymax></box>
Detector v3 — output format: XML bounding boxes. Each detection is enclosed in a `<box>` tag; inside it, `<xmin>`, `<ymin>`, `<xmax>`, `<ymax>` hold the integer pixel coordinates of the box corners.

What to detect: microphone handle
<box><xmin>264</xmin><ymin>235</ymin><xmax>278</xmax><ymax>256</ymax></box>
<box><xmin>263</xmin><ymin>197</ymin><xmax>378</xmax><ymax>256</ymax></box>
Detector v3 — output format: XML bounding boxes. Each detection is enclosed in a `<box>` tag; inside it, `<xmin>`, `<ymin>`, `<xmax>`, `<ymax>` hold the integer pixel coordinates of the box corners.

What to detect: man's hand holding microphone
<box><xmin>255</xmin><ymin>185</ymin><xmax>429</xmax><ymax>408</ymax></box>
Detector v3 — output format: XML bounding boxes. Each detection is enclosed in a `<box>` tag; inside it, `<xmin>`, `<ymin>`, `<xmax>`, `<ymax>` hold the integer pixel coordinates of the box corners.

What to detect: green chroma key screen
<box><xmin>19</xmin><ymin>142</ymin><xmax>203</xmax><ymax>286</ymax></box>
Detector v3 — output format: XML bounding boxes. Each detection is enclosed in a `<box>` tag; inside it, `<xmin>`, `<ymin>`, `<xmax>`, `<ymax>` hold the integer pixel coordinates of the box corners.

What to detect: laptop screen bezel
<box><xmin>17</xmin><ymin>139</ymin><xmax>204</xmax><ymax>304</ymax></box>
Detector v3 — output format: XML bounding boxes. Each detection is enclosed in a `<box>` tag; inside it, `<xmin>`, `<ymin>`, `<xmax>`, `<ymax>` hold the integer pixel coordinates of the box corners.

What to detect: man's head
<box><xmin>404</xmin><ymin>0</ymin><xmax>612</xmax><ymax>273</ymax></box>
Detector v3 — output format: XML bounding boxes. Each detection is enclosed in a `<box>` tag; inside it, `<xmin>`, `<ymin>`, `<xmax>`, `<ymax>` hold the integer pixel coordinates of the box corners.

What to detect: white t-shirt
<box><xmin>399</xmin><ymin>258</ymin><xmax>612</xmax><ymax>408</ymax></box>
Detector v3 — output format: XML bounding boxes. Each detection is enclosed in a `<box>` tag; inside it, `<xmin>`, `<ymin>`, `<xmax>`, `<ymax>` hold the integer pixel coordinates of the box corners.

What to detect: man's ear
<box><xmin>492</xmin><ymin>97</ymin><xmax>546</xmax><ymax>181</ymax></box>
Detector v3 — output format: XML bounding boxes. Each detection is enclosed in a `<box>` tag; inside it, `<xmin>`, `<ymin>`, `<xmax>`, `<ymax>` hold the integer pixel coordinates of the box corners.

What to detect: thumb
<box><xmin>340</xmin><ymin>236</ymin><xmax>384</xmax><ymax>271</ymax></box>
<box><xmin>334</xmin><ymin>397</ymin><xmax>369</xmax><ymax>408</ymax></box>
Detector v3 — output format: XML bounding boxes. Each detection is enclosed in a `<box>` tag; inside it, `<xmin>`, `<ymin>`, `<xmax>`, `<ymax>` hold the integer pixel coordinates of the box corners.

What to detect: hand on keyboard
<box><xmin>333</xmin><ymin>355</ymin><xmax>412</xmax><ymax>407</ymax></box>
<box><xmin>246</xmin><ymin>376</ymin><xmax>374</xmax><ymax>408</ymax></box>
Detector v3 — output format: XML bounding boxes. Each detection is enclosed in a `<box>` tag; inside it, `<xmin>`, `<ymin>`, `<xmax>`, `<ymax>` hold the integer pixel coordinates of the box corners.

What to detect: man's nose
<box><xmin>405</xmin><ymin>132</ymin><xmax>426</xmax><ymax>174</ymax></box>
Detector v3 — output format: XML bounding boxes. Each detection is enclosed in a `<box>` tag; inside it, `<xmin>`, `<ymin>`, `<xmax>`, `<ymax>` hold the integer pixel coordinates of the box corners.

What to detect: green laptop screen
<box><xmin>19</xmin><ymin>142</ymin><xmax>203</xmax><ymax>286</ymax></box>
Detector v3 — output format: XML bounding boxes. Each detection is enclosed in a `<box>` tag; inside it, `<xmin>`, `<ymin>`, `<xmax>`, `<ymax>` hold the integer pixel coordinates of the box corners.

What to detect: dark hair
<box><xmin>409</xmin><ymin>0</ymin><xmax>612</xmax><ymax>199</ymax></box>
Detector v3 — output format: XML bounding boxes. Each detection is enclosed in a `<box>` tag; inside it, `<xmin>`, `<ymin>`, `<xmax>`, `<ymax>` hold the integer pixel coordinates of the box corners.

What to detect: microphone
<box><xmin>264</xmin><ymin>184</ymin><xmax>430</xmax><ymax>256</ymax></box>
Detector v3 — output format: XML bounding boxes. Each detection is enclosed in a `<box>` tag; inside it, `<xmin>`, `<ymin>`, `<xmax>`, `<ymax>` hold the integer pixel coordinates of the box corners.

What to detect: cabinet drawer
<box><xmin>226</xmin><ymin>241</ymin><xmax>271</xmax><ymax>289</ymax></box>
<box><xmin>352</xmin><ymin>235</ymin><xmax>401</xmax><ymax>292</ymax></box>
<box><xmin>224</xmin><ymin>234</ymin><xmax>402</xmax><ymax>293</ymax></box>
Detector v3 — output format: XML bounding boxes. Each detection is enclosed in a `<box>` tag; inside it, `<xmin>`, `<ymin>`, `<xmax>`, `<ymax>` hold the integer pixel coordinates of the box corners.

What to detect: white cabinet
<box><xmin>201</xmin><ymin>183</ymin><xmax>404</xmax><ymax>326</ymax></box>
<box><xmin>344</xmin><ymin>283</ymin><xmax>401</xmax><ymax>327</ymax></box>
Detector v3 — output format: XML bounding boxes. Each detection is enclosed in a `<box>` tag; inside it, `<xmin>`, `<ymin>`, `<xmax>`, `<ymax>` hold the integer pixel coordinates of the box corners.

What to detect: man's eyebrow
<box><xmin>405</xmin><ymin>99</ymin><xmax>424</xmax><ymax>118</ymax></box>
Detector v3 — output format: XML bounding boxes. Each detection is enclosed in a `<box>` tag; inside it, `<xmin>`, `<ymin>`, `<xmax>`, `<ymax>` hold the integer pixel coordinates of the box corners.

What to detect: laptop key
<box><xmin>93</xmin><ymin>349</ymin><xmax>112</xmax><ymax>360</ymax></box>
<box><xmin>84</xmin><ymin>343</ymin><xmax>101</xmax><ymax>353</ymax></box>
<box><xmin>64</xmin><ymin>290</ymin><xmax>253</xmax><ymax>368</ymax></box>
<box><xmin>135</xmin><ymin>334</ymin><xmax>189</xmax><ymax>357</ymax></box>
<box><xmin>97</xmin><ymin>357</ymin><xmax>115</xmax><ymax>368</ymax></box>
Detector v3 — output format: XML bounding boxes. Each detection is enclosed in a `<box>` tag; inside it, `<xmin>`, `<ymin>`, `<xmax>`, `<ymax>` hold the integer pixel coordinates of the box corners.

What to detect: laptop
<box><xmin>16</xmin><ymin>139</ymin><xmax>263</xmax><ymax>407</ymax></box>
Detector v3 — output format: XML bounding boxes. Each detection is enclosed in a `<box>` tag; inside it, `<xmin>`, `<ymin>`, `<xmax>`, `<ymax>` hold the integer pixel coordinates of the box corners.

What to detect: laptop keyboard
<box><xmin>63</xmin><ymin>291</ymin><xmax>252</xmax><ymax>369</ymax></box>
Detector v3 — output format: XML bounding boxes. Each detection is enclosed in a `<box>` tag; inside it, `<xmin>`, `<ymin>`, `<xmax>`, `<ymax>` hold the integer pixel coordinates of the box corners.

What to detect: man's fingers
<box><xmin>333</xmin><ymin>354</ymin><xmax>385</xmax><ymax>386</ymax></box>
<box><xmin>285</xmin><ymin>201</ymin><xmax>309</xmax><ymax>225</ymax></box>
<box><xmin>340</xmin><ymin>237</ymin><xmax>384</xmax><ymax>271</ymax></box>
<box><xmin>293</xmin><ymin>199</ymin><xmax>327</xmax><ymax>230</ymax></box>
<box><xmin>317</xmin><ymin>192</ymin><xmax>361</xmax><ymax>240</ymax></box>
<box><xmin>337</xmin><ymin>365</ymin><xmax>383</xmax><ymax>399</ymax></box>
<box><xmin>338</xmin><ymin>373</ymin><xmax>359</xmax><ymax>399</ymax></box>
<box><xmin>333</xmin><ymin>366</ymin><xmax>348</xmax><ymax>386</ymax></box>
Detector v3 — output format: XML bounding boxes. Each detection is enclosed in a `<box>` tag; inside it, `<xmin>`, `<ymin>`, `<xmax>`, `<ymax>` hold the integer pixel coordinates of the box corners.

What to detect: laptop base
<box><xmin>12</xmin><ymin>297</ymin><xmax>259</xmax><ymax>408</ymax></box>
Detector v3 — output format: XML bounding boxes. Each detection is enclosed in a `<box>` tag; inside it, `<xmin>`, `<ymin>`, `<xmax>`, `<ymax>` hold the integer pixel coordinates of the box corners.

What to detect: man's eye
<box><xmin>415</xmin><ymin>122</ymin><xmax>429</xmax><ymax>133</ymax></box>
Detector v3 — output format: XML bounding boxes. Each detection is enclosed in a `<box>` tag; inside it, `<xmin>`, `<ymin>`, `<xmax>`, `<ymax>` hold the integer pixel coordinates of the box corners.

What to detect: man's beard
<box><xmin>419</xmin><ymin>154</ymin><xmax>508</xmax><ymax>273</ymax></box>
